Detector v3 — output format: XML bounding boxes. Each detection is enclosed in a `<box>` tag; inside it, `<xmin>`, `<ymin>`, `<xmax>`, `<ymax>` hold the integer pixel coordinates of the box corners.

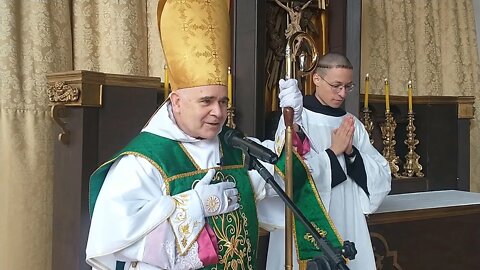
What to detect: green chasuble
<box><xmin>275</xmin><ymin>149</ymin><xmax>344</xmax><ymax>266</ymax></box>
<box><xmin>89</xmin><ymin>128</ymin><xmax>259</xmax><ymax>270</ymax></box>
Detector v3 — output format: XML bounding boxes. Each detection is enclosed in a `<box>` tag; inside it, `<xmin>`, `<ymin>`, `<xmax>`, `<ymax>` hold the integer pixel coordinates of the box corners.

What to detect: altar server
<box><xmin>268</xmin><ymin>53</ymin><xmax>392</xmax><ymax>270</ymax></box>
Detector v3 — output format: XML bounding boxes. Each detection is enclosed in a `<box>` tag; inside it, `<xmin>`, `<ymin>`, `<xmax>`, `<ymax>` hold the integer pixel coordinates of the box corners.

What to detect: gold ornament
<box><xmin>205</xmin><ymin>195</ymin><xmax>221</xmax><ymax>213</ymax></box>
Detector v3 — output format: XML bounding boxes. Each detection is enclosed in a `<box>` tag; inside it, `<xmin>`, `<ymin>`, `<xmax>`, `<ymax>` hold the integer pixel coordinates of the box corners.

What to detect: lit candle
<box><xmin>384</xmin><ymin>78</ymin><xmax>390</xmax><ymax>112</ymax></box>
<box><xmin>364</xmin><ymin>73</ymin><xmax>369</xmax><ymax>109</ymax></box>
<box><xmin>408</xmin><ymin>80</ymin><xmax>413</xmax><ymax>113</ymax></box>
<box><xmin>163</xmin><ymin>65</ymin><xmax>169</xmax><ymax>100</ymax></box>
<box><xmin>227</xmin><ymin>67</ymin><xmax>233</xmax><ymax>107</ymax></box>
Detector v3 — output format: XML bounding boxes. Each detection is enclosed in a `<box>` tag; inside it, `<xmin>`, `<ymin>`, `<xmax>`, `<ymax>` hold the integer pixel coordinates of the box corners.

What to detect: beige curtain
<box><xmin>0</xmin><ymin>0</ymin><xmax>164</xmax><ymax>269</ymax></box>
<box><xmin>361</xmin><ymin>0</ymin><xmax>480</xmax><ymax>192</ymax></box>
<box><xmin>72</xmin><ymin>0</ymin><xmax>164</xmax><ymax>74</ymax></box>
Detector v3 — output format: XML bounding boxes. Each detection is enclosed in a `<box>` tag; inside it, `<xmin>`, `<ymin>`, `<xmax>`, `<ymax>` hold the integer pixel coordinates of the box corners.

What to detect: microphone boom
<box><xmin>224</xmin><ymin>130</ymin><xmax>279</xmax><ymax>164</ymax></box>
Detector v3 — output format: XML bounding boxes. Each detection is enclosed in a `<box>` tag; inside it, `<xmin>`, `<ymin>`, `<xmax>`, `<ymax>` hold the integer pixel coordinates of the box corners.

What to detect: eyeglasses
<box><xmin>318</xmin><ymin>75</ymin><xmax>355</xmax><ymax>93</ymax></box>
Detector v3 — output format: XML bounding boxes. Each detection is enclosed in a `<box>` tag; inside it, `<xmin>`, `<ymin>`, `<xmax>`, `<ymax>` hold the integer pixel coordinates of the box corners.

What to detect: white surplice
<box><xmin>86</xmin><ymin>102</ymin><xmax>284</xmax><ymax>270</ymax></box>
<box><xmin>267</xmin><ymin>107</ymin><xmax>392</xmax><ymax>270</ymax></box>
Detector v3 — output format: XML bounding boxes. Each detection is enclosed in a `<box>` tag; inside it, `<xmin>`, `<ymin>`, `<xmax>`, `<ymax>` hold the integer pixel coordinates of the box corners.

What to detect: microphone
<box><xmin>224</xmin><ymin>130</ymin><xmax>279</xmax><ymax>164</ymax></box>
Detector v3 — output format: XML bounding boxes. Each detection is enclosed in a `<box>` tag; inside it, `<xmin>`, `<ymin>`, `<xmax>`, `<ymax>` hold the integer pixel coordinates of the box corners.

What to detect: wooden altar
<box><xmin>368</xmin><ymin>190</ymin><xmax>480</xmax><ymax>269</ymax></box>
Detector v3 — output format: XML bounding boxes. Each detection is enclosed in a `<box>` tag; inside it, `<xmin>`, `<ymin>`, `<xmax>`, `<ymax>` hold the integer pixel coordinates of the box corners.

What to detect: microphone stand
<box><xmin>243</xmin><ymin>153</ymin><xmax>354</xmax><ymax>270</ymax></box>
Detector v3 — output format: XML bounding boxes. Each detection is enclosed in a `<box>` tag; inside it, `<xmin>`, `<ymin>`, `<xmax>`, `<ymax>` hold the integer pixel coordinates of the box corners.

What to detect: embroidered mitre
<box><xmin>157</xmin><ymin>0</ymin><xmax>231</xmax><ymax>91</ymax></box>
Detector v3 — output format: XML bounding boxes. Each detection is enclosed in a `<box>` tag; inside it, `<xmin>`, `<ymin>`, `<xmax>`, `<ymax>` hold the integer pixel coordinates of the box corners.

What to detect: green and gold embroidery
<box><xmin>89</xmin><ymin>129</ymin><xmax>259</xmax><ymax>269</ymax></box>
<box><xmin>275</xmin><ymin>147</ymin><xmax>343</xmax><ymax>264</ymax></box>
<box><xmin>304</xmin><ymin>223</ymin><xmax>328</xmax><ymax>249</ymax></box>
<box><xmin>209</xmin><ymin>171</ymin><xmax>253</xmax><ymax>270</ymax></box>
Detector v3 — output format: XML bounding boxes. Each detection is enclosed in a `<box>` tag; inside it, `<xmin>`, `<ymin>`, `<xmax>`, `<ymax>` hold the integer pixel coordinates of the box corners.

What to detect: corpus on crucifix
<box><xmin>274</xmin><ymin>0</ymin><xmax>314</xmax><ymax>39</ymax></box>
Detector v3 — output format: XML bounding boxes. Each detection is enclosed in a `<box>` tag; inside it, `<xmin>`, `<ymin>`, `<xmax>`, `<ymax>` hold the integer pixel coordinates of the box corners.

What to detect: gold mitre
<box><xmin>157</xmin><ymin>0</ymin><xmax>231</xmax><ymax>91</ymax></box>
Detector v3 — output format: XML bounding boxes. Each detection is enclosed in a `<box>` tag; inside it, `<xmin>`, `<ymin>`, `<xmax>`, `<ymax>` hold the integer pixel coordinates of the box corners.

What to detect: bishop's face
<box><xmin>170</xmin><ymin>85</ymin><xmax>228</xmax><ymax>140</ymax></box>
<box><xmin>312</xmin><ymin>67</ymin><xmax>353</xmax><ymax>108</ymax></box>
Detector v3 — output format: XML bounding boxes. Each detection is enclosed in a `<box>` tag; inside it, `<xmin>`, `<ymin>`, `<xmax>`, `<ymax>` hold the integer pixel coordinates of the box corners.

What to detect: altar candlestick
<box><xmin>408</xmin><ymin>80</ymin><xmax>413</xmax><ymax>113</ymax></box>
<box><xmin>163</xmin><ymin>65</ymin><xmax>169</xmax><ymax>100</ymax></box>
<box><xmin>384</xmin><ymin>78</ymin><xmax>390</xmax><ymax>112</ymax></box>
<box><xmin>228</xmin><ymin>67</ymin><xmax>233</xmax><ymax>107</ymax></box>
<box><xmin>364</xmin><ymin>74</ymin><xmax>370</xmax><ymax>109</ymax></box>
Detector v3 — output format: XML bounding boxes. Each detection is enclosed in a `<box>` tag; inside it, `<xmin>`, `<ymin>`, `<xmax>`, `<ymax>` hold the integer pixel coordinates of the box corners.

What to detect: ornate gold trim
<box><xmin>46</xmin><ymin>70</ymin><xmax>162</xmax><ymax>107</ymax></box>
<box><xmin>402</xmin><ymin>112</ymin><xmax>424</xmax><ymax>178</ymax></box>
<box><xmin>178</xmin><ymin>142</ymin><xmax>201</xmax><ymax>170</ymax></box>
<box><xmin>48</xmin><ymin>81</ymin><xmax>80</xmax><ymax>103</ymax></box>
<box><xmin>381</xmin><ymin>111</ymin><xmax>400</xmax><ymax>177</ymax></box>
<box><xmin>458</xmin><ymin>96</ymin><xmax>475</xmax><ymax>119</ymax></box>
<box><xmin>205</xmin><ymin>195</ymin><xmax>221</xmax><ymax>213</ymax></box>
<box><xmin>361</xmin><ymin>107</ymin><xmax>375</xmax><ymax>145</ymax></box>
<box><xmin>227</xmin><ymin>106</ymin><xmax>236</xmax><ymax>129</ymax></box>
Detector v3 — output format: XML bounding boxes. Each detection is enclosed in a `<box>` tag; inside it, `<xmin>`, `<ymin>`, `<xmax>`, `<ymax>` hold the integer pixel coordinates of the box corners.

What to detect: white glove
<box><xmin>278</xmin><ymin>78</ymin><xmax>303</xmax><ymax>124</ymax></box>
<box><xmin>194</xmin><ymin>169</ymin><xmax>239</xmax><ymax>217</ymax></box>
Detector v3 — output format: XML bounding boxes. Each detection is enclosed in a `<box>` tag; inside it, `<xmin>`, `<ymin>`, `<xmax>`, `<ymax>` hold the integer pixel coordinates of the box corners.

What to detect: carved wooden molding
<box><xmin>46</xmin><ymin>70</ymin><xmax>163</xmax><ymax>144</ymax></box>
<box><xmin>48</xmin><ymin>81</ymin><xmax>80</xmax><ymax>103</ymax></box>
<box><xmin>458</xmin><ymin>96</ymin><xmax>475</xmax><ymax>119</ymax></box>
<box><xmin>370</xmin><ymin>232</ymin><xmax>403</xmax><ymax>270</ymax></box>
<box><xmin>50</xmin><ymin>105</ymin><xmax>70</xmax><ymax>144</ymax></box>
<box><xmin>46</xmin><ymin>70</ymin><xmax>162</xmax><ymax>107</ymax></box>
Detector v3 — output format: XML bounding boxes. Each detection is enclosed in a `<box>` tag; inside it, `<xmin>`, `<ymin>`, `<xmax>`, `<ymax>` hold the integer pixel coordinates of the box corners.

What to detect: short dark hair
<box><xmin>315</xmin><ymin>53</ymin><xmax>353</xmax><ymax>77</ymax></box>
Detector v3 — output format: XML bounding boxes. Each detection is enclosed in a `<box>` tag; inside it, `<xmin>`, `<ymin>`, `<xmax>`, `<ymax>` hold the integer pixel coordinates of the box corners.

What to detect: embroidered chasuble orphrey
<box><xmin>90</xmin><ymin>129</ymin><xmax>259</xmax><ymax>270</ymax></box>
<box><xmin>275</xmin><ymin>149</ymin><xmax>344</xmax><ymax>267</ymax></box>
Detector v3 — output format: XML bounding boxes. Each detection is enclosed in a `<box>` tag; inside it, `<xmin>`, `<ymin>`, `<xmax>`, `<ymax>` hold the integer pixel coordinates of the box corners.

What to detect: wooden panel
<box><xmin>369</xmin><ymin>212</ymin><xmax>480</xmax><ymax>269</ymax></box>
<box><xmin>345</xmin><ymin>0</ymin><xmax>361</xmax><ymax>117</ymax></box>
<box><xmin>233</xmin><ymin>0</ymin><xmax>266</xmax><ymax>138</ymax></box>
<box><xmin>50</xmin><ymin>72</ymin><xmax>162</xmax><ymax>270</ymax></box>
<box><xmin>328</xmin><ymin>0</ymin><xmax>346</xmax><ymax>54</ymax></box>
<box><xmin>97</xmin><ymin>85</ymin><xmax>159</xmax><ymax>162</ymax></box>
<box><xmin>368</xmin><ymin>191</ymin><xmax>480</xmax><ymax>269</ymax></box>
<box><xmin>390</xmin><ymin>177</ymin><xmax>428</xmax><ymax>195</ymax></box>
<box><xmin>52</xmin><ymin>108</ymin><xmax>99</xmax><ymax>270</ymax></box>
<box><xmin>361</xmin><ymin>95</ymin><xmax>474</xmax><ymax>193</ymax></box>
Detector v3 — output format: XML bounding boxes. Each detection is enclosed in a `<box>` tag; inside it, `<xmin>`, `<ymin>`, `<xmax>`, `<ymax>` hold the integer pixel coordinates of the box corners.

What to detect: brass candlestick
<box><xmin>226</xmin><ymin>106</ymin><xmax>236</xmax><ymax>129</ymax></box>
<box><xmin>361</xmin><ymin>107</ymin><xmax>374</xmax><ymax>145</ymax></box>
<box><xmin>380</xmin><ymin>111</ymin><xmax>400</xmax><ymax>177</ymax></box>
<box><xmin>402</xmin><ymin>112</ymin><xmax>424</xmax><ymax>177</ymax></box>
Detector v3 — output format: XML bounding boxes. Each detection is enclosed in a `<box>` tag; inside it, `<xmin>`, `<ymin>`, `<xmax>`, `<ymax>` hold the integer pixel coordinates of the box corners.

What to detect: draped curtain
<box><xmin>0</xmin><ymin>0</ymin><xmax>164</xmax><ymax>269</ymax></box>
<box><xmin>361</xmin><ymin>0</ymin><xmax>480</xmax><ymax>192</ymax></box>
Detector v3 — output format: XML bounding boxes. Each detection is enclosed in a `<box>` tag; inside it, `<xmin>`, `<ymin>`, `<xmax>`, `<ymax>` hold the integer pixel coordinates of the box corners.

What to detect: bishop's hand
<box><xmin>278</xmin><ymin>78</ymin><xmax>303</xmax><ymax>125</ymax></box>
<box><xmin>194</xmin><ymin>169</ymin><xmax>239</xmax><ymax>217</ymax></box>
